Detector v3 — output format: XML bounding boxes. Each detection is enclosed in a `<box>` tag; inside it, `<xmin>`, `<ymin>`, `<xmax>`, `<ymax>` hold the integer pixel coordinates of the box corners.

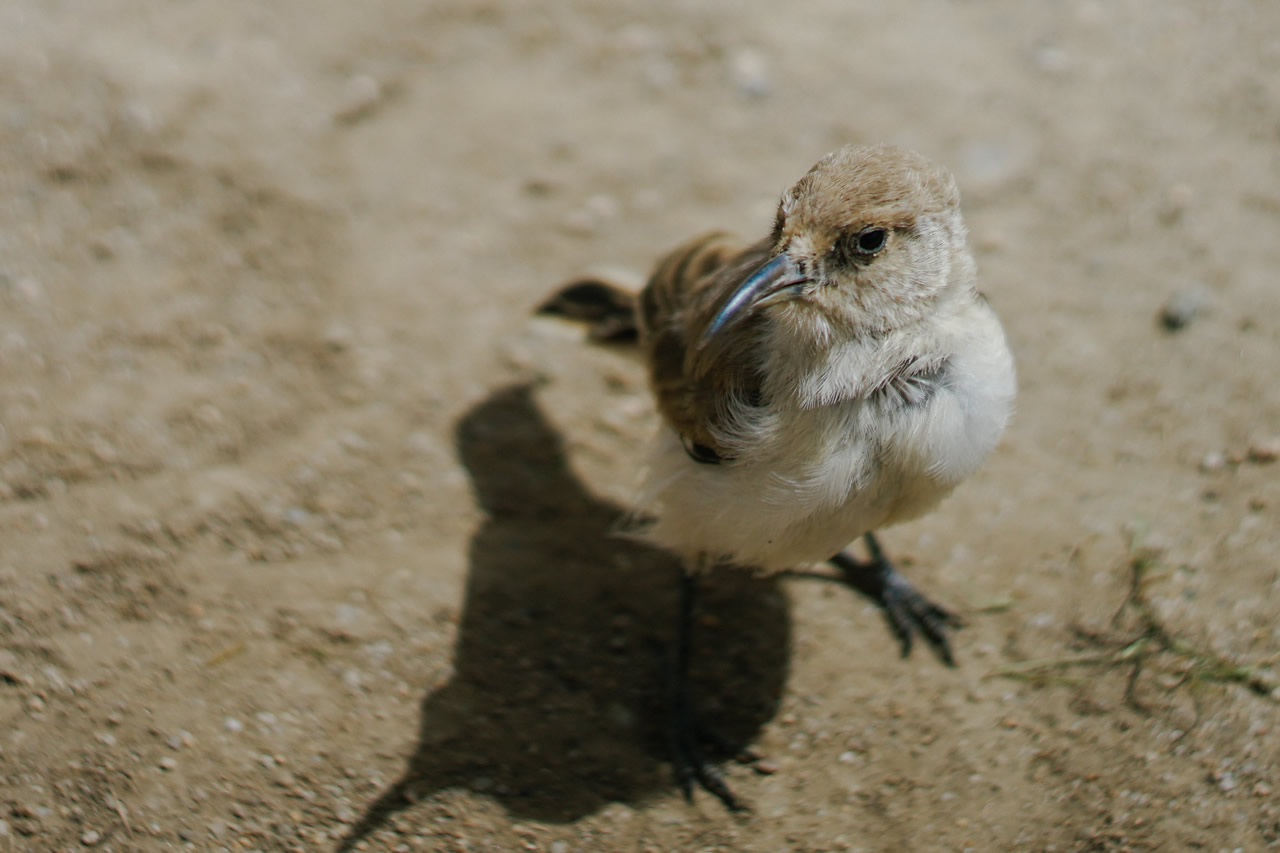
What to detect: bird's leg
<box><xmin>667</xmin><ymin>565</ymin><xmax>746</xmax><ymax>811</ymax></box>
<box><xmin>830</xmin><ymin>532</ymin><xmax>960</xmax><ymax>666</ymax></box>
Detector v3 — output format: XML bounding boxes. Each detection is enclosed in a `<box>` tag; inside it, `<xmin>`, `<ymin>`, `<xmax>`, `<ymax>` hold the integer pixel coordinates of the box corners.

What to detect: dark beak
<box><xmin>703</xmin><ymin>253</ymin><xmax>810</xmax><ymax>340</ymax></box>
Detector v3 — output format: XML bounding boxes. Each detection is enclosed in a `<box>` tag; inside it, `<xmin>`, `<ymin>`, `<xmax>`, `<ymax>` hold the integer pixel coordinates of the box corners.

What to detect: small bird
<box><xmin>539</xmin><ymin>143</ymin><xmax>1016</xmax><ymax>808</ymax></box>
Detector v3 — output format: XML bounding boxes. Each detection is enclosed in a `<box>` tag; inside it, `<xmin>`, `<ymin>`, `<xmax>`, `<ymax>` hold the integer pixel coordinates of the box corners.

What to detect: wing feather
<box><xmin>638</xmin><ymin>232</ymin><xmax>773</xmax><ymax>457</ymax></box>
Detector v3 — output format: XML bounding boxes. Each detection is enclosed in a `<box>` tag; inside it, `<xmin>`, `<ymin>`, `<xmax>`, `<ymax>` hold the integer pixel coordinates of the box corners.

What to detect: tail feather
<box><xmin>537</xmin><ymin>277</ymin><xmax>639</xmax><ymax>344</ymax></box>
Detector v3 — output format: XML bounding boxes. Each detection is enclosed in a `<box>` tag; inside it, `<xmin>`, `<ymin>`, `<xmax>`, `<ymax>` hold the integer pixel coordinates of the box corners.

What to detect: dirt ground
<box><xmin>2</xmin><ymin>1</ymin><xmax>1279</xmax><ymax>851</ymax></box>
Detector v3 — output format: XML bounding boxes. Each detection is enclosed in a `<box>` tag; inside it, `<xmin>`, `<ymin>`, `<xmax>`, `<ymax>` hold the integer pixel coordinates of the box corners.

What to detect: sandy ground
<box><xmin>2</xmin><ymin>1</ymin><xmax>1279</xmax><ymax>851</ymax></box>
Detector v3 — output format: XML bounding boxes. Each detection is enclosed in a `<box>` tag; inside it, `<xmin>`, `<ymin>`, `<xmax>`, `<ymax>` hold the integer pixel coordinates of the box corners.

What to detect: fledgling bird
<box><xmin>539</xmin><ymin>143</ymin><xmax>1016</xmax><ymax>808</ymax></box>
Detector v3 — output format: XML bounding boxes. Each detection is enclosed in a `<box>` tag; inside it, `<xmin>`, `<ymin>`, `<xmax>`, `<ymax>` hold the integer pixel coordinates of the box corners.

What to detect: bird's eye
<box><xmin>854</xmin><ymin>227</ymin><xmax>888</xmax><ymax>255</ymax></box>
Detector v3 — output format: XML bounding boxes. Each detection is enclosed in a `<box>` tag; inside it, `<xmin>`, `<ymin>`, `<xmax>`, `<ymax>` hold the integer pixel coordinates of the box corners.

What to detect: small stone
<box><xmin>728</xmin><ymin>48</ymin><xmax>771</xmax><ymax>98</ymax></box>
<box><xmin>1247</xmin><ymin>437</ymin><xmax>1280</xmax><ymax>464</ymax></box>
<box><xmin>561</xmin><ymin>194</ymin><xmax>620</xmax><ymax>237</ymax></box>
<box><xmin>224</xmin><ymin>717</ymin><xmax>244</xmax><ymax>732</ymax></box>
<box><xmin>561</xmin><ymin>208</ymin><xmax>597</xmax><ymax>236</ymax></box>
<box><xmin>80</xmin><ymin>829</ymin><xmax>101</xmax><ymax>845</ymax></box>
<box><xmin>1159</xmin><ymin>284</ymin><xmax>1209</xmax><ymax>331</ymax></box>
<box><xmin>89</xmin><ymin>436</ymin><xmax>117</xmax><ymax>463</ymax></box>
<box><xmin>1032</xmin><ymin>41</ymin><xmax>1073</xmax><ymax>74</ymax></box>
<box><xmin>1157</xmin><ymin>183</ymin><xmax>1194</xmax><ymax>225</ymax></box>
<box><xmin>24</xmin><ymin>426</ymin><xmax>56</xmax><ymax>447</ymax></box>
<box><xmin>194</xmin><ymin>404</ymin><xmax>224</xmax><ymax>428</ymax></box>
<box><xmin>334</xmin><ymin>75</ymin><xmax>384</xmax><ymax>125</ymax></box>
<box><xmin>754</xmin><ymin>759</ymin><xmax>779</xmax><ymax>775</ymax></box>
<box><xmin>1199</xmin><ymin>451</ymin><xmax>1226</xmax><ymax>472</ymax></box>
<box><xmin>550</xmin><ymin>842</ymin><xmax>570</xmax><ymax>853</ymax></box>
<box><xmin>584</xmin><ymin>193</ymin><xmax>620</xmax><ymax>221</ymax></box>
<box><xmin>16</xmin><ymin>277</ymin><xmax>43</xmax><ymax>303</ymax></box>
<box><xmin>159</xmin><ymin>756</ymin><xmax>178</xmax><ymax>771</ymax></box>
<box><xmin>338</xmin><ymin>430</ymin><xmax>369</xmax><ymax>453</ymax></box>
<box><xmin>323</xmin><ymin>323</ymin><xmax>353</xmax><ymax>352</ymax></box>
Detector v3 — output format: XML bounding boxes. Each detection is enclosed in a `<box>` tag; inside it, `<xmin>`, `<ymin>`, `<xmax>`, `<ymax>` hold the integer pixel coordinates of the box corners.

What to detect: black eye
<box><xmin>854</xmin><ymin>227</ymin><xmax>887</xmax><ymax>255</ymax></box>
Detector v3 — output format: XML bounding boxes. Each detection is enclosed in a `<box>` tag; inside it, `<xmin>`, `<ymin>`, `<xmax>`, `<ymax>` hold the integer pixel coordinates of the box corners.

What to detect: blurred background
<box><xmin>1</xmin><ymin>1</ymin><xmax>1277</xmax><ymax>850</ymax></box>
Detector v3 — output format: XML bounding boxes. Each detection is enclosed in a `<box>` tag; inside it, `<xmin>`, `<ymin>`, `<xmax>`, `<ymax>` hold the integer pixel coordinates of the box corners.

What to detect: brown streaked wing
<box><xmin>638</xmin><ymin>232</ymin><xmax>774</xmax><ymax>457</ymax></box>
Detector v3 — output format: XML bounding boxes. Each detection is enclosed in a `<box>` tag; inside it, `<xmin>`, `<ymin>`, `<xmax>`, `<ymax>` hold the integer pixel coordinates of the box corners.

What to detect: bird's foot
<box><xmin>830</xmin><ymin>536</ymin><xmax>962</xmax><ymax>666</ymax></box>
<box><xmin>669</xmin><ymin>694</ymin><xmax>753</xmax><ymax>811</ymax></box>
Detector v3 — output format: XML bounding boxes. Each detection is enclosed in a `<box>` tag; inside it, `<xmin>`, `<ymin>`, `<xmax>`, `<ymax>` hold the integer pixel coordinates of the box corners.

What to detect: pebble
<box><xmin>0</xmin><ymin>650</ymin><xmax>24</xmax><ymax>682</ymax></box>
<box><xmin>159</xmin><ymin>756</ymin><xmax>178</xmax><ymax>771</ymax></box>
<box><xmin>640</xmin><ymin>55</ymin><xmax>678</xmax><ymax>90</ymax></box>
<box><xmin>323</xmin><ymin>322</ymin><xmax>353</xmax><ymax>352</ymax></box>
<box><xmin>80</xmin><ymin>829</ymin><xmax>101</xmax><ymax>845</ymax></box>
<box><xmin>225</xmin><ymin>716</ymin><xmax>243</xmax><ymax>732</ymax></box>
<box><xmin>560</xmin><ymin>194</ymin><xmax>620</xmax><ymax>236</ymax></box>
<box><xmin>1157</xmin><ymin>183</ymin><xmax>1194</xmax><ymax>225</ymax></box>
<box><xmin>333</xmin><ymin>74</ymin><xmax>384</xmax><ymax>125</ymax></box>
<box><xmin>1247</xmin><ymin>437</ymin><xmax>1279</xmax><ymax>463</ymax></box>
<box><xmin>195</xmin><ymin>403</ymin><xmax>225</xmax><ymax>428</ymax></box>
<box><xmin>167</xmin><ymin>730</ymin><xmax>195</xmax><ymax>749</ymax></box>
<box><xmin>1159</xmin><ymin>284</ymin><xmax>1209</xmax><ymax>331</ymax></box>
<box><xmin>89</xmin><ymin>436</ymin><xmax>117</xmax><ymax>463</ymax></box>
<box><xmin>1032</xmin><ymin>41</ymin><xmax>1073</xmax><ymax>74</ymax></box>
<box><xmin>585</xmin><ymin>193</ymin><xmax>621</xmax><ymax>221</ymax></box>
<box><xmin>16</xmin><ymin>277</ymin><xmax>43</xmax><ymax>303</ymax></box>
<box><xmin>338</xmin><ymin>430</ymin><xmax>369</xmax><ymax>453</ymax></box>
<box><xmin>727</xmin><ymin>47</ymin><xmax>771</xmax><ymax>98</ymax></box>
<box><xmin>24</xmin><ymin>425</ymin><xmax>56</xmax><ymax>447</ymax></box>
<box><xmin>1199</xmin><ymin>451</ymin><xmax>1226</xmax><ymax>472</ymax></box>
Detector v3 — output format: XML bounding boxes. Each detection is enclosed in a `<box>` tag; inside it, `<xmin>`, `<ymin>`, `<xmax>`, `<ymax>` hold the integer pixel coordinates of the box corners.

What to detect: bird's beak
<box><xmin>703</xmin><ymin>253</ymin><xmax>810</xmax><ymax>340</ymax></box>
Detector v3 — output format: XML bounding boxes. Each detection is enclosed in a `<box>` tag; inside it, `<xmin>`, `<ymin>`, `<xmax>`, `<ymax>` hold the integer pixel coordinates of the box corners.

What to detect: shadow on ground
<box><xmin>339</xmin><ymin>384</ymin><xmax>790</xmax><ymax>847</ymax></box>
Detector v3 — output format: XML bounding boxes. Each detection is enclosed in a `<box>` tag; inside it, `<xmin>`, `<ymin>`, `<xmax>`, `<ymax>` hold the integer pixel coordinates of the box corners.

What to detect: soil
<box><xmin>2</xmin><ymin>2</ymin><xmax>1278</xmax><ymax>851</ymax></box>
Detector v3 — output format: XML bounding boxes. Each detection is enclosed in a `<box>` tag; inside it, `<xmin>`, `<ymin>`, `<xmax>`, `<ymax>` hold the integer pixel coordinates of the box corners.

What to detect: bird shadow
<box><xmin>337</xmin><ymin>383</ymin><xmax>791</xmax><ymax>849</ymax></box>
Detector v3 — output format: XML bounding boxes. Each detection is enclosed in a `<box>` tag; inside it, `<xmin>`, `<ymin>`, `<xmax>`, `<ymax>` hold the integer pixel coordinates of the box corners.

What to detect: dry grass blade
<box><xmin>985</xmin><ymin>536</ymin><xmax>1279</xmax><ymax>704</ymax></box>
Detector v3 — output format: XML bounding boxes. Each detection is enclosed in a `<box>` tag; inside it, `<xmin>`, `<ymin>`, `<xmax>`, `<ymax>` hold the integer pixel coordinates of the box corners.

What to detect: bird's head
<box><xmin>704</xmin><ymin>144</ymin><xmax>972</xmax><ymax>344</ymax></box>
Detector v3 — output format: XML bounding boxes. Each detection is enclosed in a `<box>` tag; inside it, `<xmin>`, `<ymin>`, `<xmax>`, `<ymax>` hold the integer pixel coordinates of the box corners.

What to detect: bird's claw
<box><xmin>830</xmin><ymin>539</ymin><xmax>962</xmax><ymax>666</ymax></box>
<box><xmin>670</xmin><ymin>701</ymin><xmax>748</xmax><ymax>811</ymax></box>
<box><xmin>879</xmin><ymin>570</ymin><xmax>961</xmax><ymax>666</ymax></box>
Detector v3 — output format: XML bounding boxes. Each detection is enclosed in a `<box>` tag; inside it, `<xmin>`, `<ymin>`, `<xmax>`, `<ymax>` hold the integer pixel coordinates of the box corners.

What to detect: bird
<box><xmin>538</xmin><ymin>143</ymin><xmax>1016</xmax><ymax>809</ymax></box>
